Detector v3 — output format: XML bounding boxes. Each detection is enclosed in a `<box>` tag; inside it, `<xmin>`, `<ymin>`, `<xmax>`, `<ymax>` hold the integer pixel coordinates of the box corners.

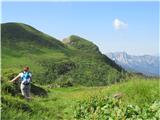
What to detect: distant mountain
<box><xmin>106</xmin><ymin>52</ymin><xmax>159</xmax><ymax>76</ymax></box>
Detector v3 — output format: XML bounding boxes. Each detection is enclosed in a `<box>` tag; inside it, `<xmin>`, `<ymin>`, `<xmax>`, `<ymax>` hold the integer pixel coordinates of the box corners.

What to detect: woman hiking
<box><xmin>10</xmin><ymin>66</ymin><xmax>32</xmax><ymax>100</ymax></box>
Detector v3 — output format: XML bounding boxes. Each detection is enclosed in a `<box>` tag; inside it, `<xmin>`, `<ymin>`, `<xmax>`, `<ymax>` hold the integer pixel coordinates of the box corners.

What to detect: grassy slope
<box><xmin>2</xmin><ymin>22</ymin><xmax>124</xmax><ymax>86</ymax></box>
<box><xmin>2</xmin><ymin>22</ymin><xmax>67</xmax><ymax>72</ymax></box>
<box><xmin>2</xmin><ymin>77</ymin><xmax>160</xmax><ymax>120</ymax></box>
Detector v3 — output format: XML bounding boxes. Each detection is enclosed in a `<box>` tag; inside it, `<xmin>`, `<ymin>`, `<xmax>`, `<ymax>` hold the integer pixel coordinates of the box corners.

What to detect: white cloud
<box><xmin>113</xmin><ymin>18</ymin><xmax>128</xmax><ymax>30</ymax></box>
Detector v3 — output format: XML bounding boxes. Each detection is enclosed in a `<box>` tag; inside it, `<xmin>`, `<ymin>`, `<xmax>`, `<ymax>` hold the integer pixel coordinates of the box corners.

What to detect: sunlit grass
<box><xmin>2</xmin><ymin>77</ymin><xmax>160</xmax><ymax>120</ymax></box>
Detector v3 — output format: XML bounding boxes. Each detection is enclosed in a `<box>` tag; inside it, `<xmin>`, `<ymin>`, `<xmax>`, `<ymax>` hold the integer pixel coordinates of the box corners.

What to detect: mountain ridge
<box><xmin>1</xmin><ymin>22</ymin><xmax>65</xmax><ymax>49</ymax></box>
<box><xmin>62</xmin><ymin>35</ymin><xmax>101</xmax><ymax>54</ymax></box>
<box><xmin>106</xmin><ymin>52</ymin><xmax>159</xmax><ymax>76</ymax></box>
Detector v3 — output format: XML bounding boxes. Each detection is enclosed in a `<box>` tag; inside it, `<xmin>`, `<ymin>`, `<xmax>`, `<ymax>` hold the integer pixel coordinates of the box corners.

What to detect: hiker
<box><xmin>10</xmin><ymin>67</ymin><xmax>32</xmax><ymax>99</ymax></box>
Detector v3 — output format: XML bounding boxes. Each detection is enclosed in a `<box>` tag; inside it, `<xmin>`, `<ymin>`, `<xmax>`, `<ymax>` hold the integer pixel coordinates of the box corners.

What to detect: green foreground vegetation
<box><xmin>2</xmin><ymin>77</ymin><xmax>160</xmax><ymax>120</ymax></box>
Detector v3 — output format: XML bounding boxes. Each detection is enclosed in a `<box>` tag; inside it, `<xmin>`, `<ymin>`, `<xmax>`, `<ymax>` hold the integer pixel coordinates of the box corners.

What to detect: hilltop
<box><xmin>63</xmin><ymin>35</ymin><xmax>100</xmax><ymax>53</ymax></box>
<box><xmin>1</xmin><ymin>22</ymin><xmax>65</xmax><ymax>49</ymax></box>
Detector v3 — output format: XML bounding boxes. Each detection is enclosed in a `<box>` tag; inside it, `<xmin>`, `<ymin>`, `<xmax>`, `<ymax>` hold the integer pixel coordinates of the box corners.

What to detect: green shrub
<box><xmin>1</xmin><ymin>70</ymin><xmax>21</xmax><ymax>95</ymax></box>
<box><xmin>74</xmin><ymin>96</ymin><xmax>160</xmax><ymax>120</ymax></box>
<box><xmin>35</xmin><ymin>60</ymin><xmax>76</xmax><ymax>84</ymax></box>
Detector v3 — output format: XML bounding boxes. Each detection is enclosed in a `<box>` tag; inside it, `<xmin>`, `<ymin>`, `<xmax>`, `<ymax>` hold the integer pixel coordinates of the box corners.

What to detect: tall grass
<box><xmin>1</xmin><ymin>76</ymin><xmax>159</xmax><ymax>120</ymax></box>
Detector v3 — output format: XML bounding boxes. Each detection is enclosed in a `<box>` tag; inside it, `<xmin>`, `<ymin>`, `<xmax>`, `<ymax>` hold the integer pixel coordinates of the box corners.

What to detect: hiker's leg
<box><xmin>21</xmin><ymin>84</ymin><xmax>29</xmax><ymax>99</ymax></box>
<box><xmin>25</xmin><ymin>85</ymin><xmax>31</xmax><ymax>98</ymax></box>
<box><xmin>20</xmin><ymin>83</ymin><xmax>25</xmax><ymax>97</ymax></box>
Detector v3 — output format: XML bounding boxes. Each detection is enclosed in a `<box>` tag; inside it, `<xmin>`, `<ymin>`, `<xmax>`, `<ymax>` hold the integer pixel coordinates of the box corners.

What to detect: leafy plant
<box><xmin>74</xmin><ymin>96</ymin><xmax>160</xmax><ymax>120</ymax></box>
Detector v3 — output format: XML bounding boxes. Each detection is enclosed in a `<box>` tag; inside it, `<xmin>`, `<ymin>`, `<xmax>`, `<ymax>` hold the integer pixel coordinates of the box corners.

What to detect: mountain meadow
<box><xmin>1</xmin><ymin>23</ymin><xmax>160</xmax><ymax>120</ymax></box>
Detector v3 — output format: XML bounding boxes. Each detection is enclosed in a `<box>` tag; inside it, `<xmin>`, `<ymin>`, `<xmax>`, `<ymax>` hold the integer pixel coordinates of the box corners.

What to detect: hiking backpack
<box><xmin>21</xmin><ymin>72</ymin><xmax>31</xmax><ymax>85</ymax></box>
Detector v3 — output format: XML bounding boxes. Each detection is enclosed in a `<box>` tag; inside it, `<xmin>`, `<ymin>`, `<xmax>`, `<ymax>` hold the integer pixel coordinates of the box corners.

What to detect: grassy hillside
<box><xmin>2</xmin><ymin>22</ymin><xmax>65</xmax><ymax>49</ymax></box>
<box><xmin>1</xmin><ymin>77</ymin><xmax>160</xmax><ymax>120</ymax></box>
<box><xmin>2</xmin><ymin>22</ymin><xmax>125</xmax><ymax>86</ymax></box>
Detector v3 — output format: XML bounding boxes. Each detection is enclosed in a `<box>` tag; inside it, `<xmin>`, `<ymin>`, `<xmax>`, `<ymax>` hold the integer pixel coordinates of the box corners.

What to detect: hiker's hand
<box><xmin>9</xmin><ymin>80</ymin><xmax>13</xmax><ymax>83</ymax></box>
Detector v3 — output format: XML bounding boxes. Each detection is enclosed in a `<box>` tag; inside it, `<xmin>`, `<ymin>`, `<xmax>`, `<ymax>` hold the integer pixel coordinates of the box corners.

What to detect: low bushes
<box><xmin>74</xmin><ymin>96</ymin><xmax>160</xmax><ymax>120</ymax></box>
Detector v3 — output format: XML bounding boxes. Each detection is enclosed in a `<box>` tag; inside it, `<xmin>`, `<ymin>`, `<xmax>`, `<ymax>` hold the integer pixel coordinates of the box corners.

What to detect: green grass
<box><xmin>2</xmin><ymin>77</ymin><xmax>160</xmax><ymax>120</ymax></box>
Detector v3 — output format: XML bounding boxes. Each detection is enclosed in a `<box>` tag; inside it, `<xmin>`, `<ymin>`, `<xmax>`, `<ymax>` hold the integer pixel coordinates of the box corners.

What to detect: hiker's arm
<box><xmin>10</xmin><ymin>75</ymin><xmax>20</xmax><ymax>83</ymax></box>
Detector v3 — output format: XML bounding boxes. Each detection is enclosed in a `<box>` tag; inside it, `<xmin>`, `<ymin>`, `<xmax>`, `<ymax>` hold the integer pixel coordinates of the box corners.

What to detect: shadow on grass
<box><xmin>2</xmin><ymin>81</ymin><xmax>48</xmax><ymax>97</ymax></box>
<box><xmin>31</xmin><ymin>84</ymin><xmax>48</xmax><ymax>97</ymax></box>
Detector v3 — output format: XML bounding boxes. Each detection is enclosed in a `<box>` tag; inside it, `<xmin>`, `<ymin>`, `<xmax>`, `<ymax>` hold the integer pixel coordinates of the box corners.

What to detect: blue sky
<box><xmin>2</xmin><ymin>1</ymin><xmax>159</xmax><ymax>55</ymax></box>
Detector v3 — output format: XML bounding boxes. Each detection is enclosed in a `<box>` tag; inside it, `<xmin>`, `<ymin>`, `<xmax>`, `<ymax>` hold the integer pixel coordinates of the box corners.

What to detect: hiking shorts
<box><xmin>20</xmin><ymin>83</ymin><xmax>31</xmax><ymax>98</ymax></box>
